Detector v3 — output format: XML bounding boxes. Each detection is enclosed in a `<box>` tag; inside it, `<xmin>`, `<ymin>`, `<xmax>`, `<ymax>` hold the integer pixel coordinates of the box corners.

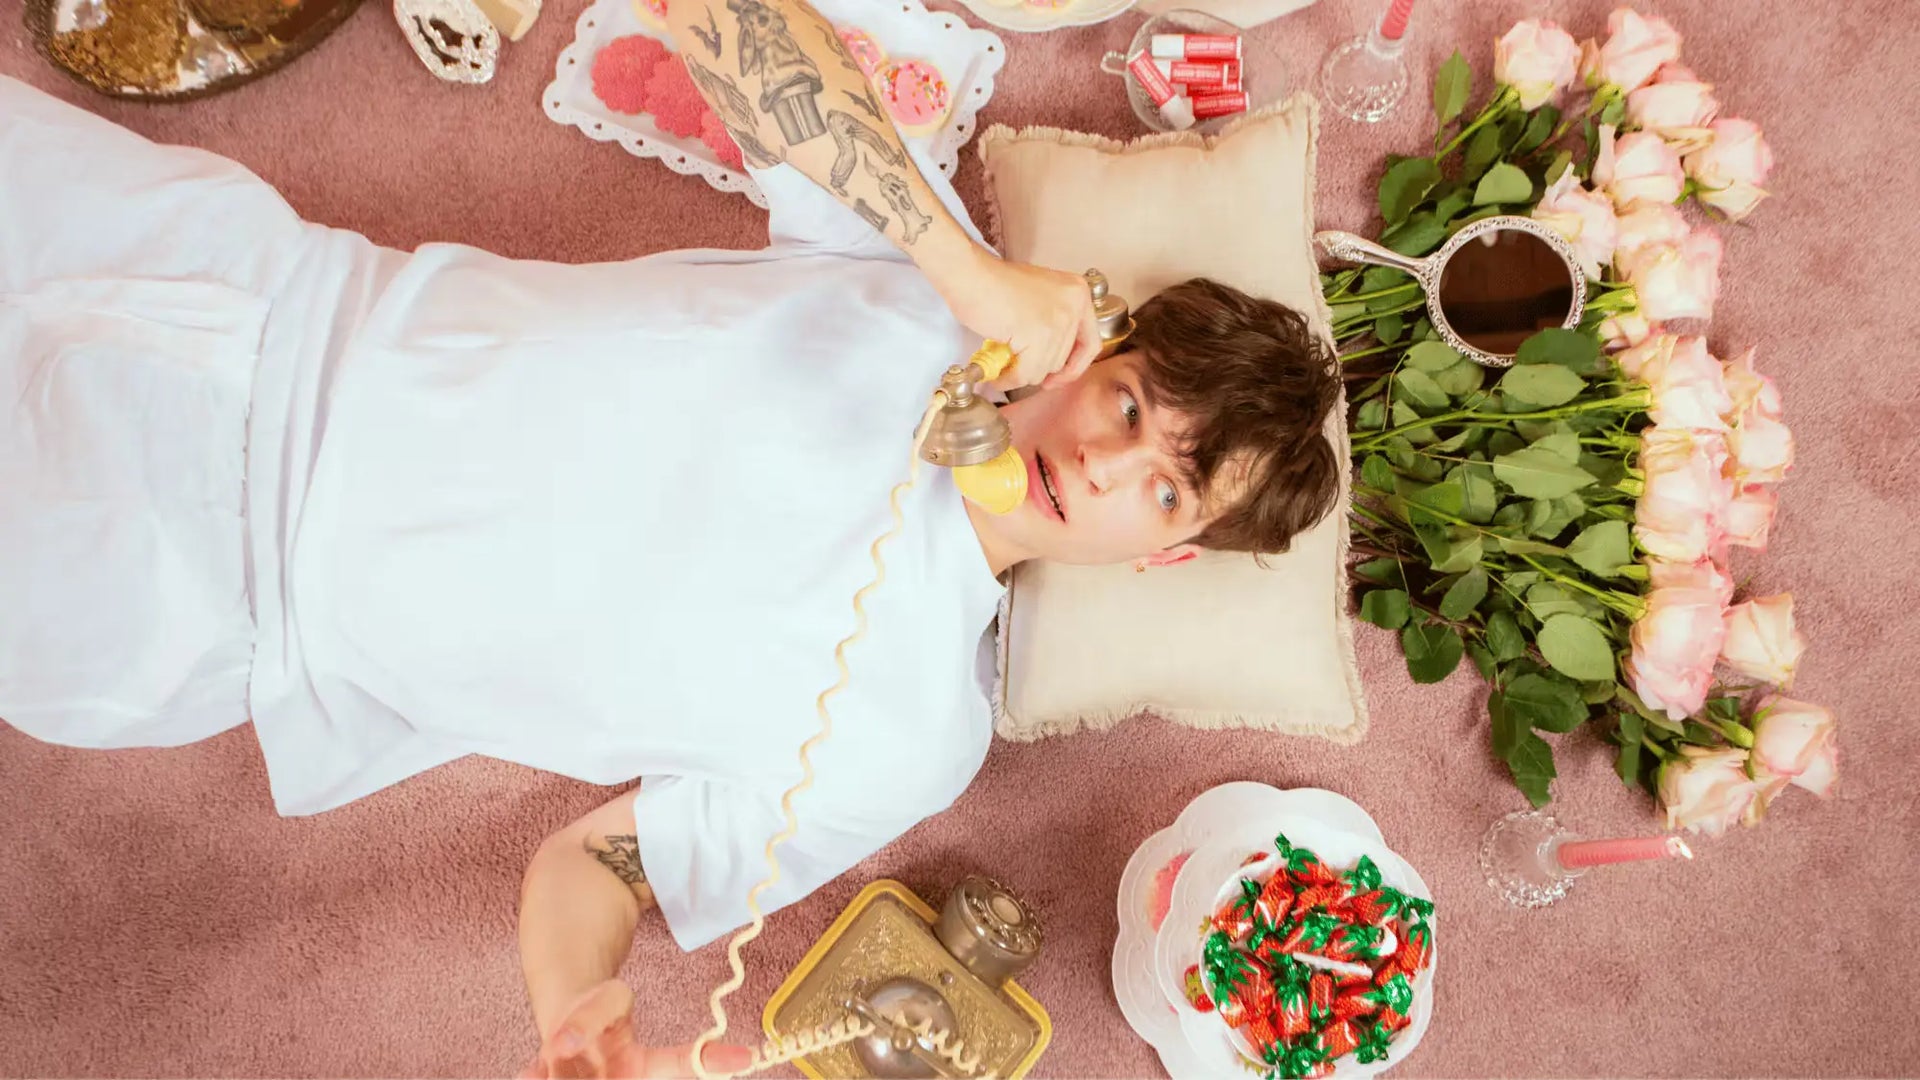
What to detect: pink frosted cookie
<box><xmin>838</xmin><ymin>27</ymin><xmax>887</xmax><ymax>78</ymax></box>
<box><xmin>644</xmin><ymin>58</ymin><xmax>708</xmax><ymax>138</ymax></box>
<box><xmin>700</xmin><ymin>110</ymin><xmax>744</xmax><ymax>170</ymax></box>
<box><xmin>876</xmin><ymin>59</ymin><xmax>951</xmax><ymax>135</ymax></box>
<box><xmin>1147</xmin><ymin>851</ymin><xmax>1191</xmax><ymax>932</ymax></box>
<box><xmin>591</xmin><ymin>34</ymin><xmax>668</xmax><ymax>114</ymax></box>
<box><xmin>630</xmin><ymin>0</ymin><xmax>668</xmax><ymax>31</ymax></box>
<box><xmin>1024</xmin><ymin>0</ymin><xmax>1073</xmax><ymax>9</ymax></box>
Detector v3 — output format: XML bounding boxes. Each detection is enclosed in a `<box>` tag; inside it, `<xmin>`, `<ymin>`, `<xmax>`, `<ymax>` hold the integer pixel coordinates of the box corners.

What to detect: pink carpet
<box><xmin>3</xmin><ymin>0</ymin><xmax>1916</xmax><ymax>1075</ymax></box>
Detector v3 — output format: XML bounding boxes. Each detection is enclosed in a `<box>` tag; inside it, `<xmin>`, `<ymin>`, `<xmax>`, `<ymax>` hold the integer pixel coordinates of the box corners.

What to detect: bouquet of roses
<box><xmin>1331</xmin><ymin>7</ymin><xmax>1835</xmax><ymax>837</ymax></box>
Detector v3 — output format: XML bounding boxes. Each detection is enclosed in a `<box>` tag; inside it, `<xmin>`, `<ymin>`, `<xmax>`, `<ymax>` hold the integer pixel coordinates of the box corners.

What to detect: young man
<box><xmin>0</xmin><ymin>0</ymin><xmax>1339</xmax><ymax>1069</ymax></box>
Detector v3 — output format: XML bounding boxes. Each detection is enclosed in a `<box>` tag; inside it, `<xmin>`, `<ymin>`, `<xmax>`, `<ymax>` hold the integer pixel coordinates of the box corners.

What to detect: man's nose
<box><xmin>1079</xmin><ymin>439</ymin><xmax>1154</xmax><ymax>494</ymax></box>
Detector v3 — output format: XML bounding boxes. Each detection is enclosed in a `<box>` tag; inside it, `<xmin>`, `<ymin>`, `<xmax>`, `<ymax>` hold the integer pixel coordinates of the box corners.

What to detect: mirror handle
<box><xmin>1314</xmin><ymin>230</ymin><xmax>1427</xmax><ymax>277</ymax></box>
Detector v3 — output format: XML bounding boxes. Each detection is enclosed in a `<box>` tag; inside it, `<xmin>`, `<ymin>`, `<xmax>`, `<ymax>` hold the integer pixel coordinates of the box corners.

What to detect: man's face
<box><xmin>991</xmin><ymin>351</ymin><xmax>1225</xmax><ymax>567</ymax></box>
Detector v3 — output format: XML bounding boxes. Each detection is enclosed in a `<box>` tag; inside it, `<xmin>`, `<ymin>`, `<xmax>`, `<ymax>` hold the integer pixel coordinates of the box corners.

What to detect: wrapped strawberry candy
<box><xmin>1401</xmin><ymin>894</ymin><xmax>1435</xmax><ymax>927</ymax></box>
<box><xmin>1203</xmin><ymin>933</ymin><xmax>1275</xmax><ymax>1030</ymax></box>
<box><xmin>1273</xmin><ymin>979</ymin><xmax>1312</xmax><ymax>1038</ymax></box>
<box><xmin>1382</xmin><ymin>921</ymin><xmax>1433</xmax><ymax>981</ymax></box>
<box><xmin>1322</xmin><ymin>921</ymin><xmax>1390</xmax><ymax>965</ymax></box>
<box><xmin>1354</xmin><ymin>1020</ymin><xmax>1395</xmax><ymax>1064</ymax></box>
<box><xmin>1338</xmin><ymin>887</ymin><xmax>1402</xmax><ymax>927</ymax></box>
<box><xmin>1316</xmin><ymin>1019</ymin><xmax>1362</xmax><ymax>1060</ymax></box>
<box><xmin>1363</xmin><ymin>973</ymin><xmax>1414</xmax><ymax>1018</ymax></box>
<box><xmin>1331</xmin><ymin>983</ymin><xmax>1379</xmax><ymax>1023</ymax></box>
<box><xmin>1241</xmin><ymin>1012</ymin><xmax>1283</xmax><ymax>1059</ymax></box>
<box><xmin>1307</xmin><ymin>972</ymin><xmax>1335</xmax><ymax>1026</ymax></box>
<box><xmin>1343</xmin><ymin>855</ymin><xmax>1383</xmax><ymax>893</ymax></box>
<box><xmin>1212</xmin><ymin>880</ymin><xmax>1262</xmax><ymax>940</ymax></box>
<box><xmin>1265</xmin><ymin>1041</ymin><xmax>1328</xmax><ymax>1080</ymax></box>
<box><xmin>1276</xmin><ymin>911</ymin><xmax>1344</xmax><ymax>954</ymax></box>
<box><xmin>1274</xmin><ymin>834</ymin><xmax>1339</xmax><ymax>887</ymax></box>
<box><xmin>1256</xmin><ymin>870</ymin><xmax>1298</xmax><ymax>929</ymax></box>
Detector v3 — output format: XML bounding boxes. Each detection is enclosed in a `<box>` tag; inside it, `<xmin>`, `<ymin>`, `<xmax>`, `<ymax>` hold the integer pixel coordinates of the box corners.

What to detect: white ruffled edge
<box><xmin>540</xmin><ymin>0</ymin><xmax>1006</xmax><ymax>210</ymax></box>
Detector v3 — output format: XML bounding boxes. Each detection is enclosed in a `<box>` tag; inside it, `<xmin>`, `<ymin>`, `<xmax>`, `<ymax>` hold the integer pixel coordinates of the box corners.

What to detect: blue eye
<box><xmin>1120</xmin><ymin>390</ymin><xmax>1140</xmax><ymax>428</ymax></box>
<box><xmin>1157</xmin><ymin>481</ymin><xmax>1178</xmax><ymax>513</ymax></box>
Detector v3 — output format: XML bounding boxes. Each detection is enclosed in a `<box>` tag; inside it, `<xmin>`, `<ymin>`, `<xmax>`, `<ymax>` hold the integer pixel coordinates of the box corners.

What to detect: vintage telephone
<box><xmin>679</xmin><ymin>270</ymin><xmax>1135</xmax><ymax>1080</ymax></box>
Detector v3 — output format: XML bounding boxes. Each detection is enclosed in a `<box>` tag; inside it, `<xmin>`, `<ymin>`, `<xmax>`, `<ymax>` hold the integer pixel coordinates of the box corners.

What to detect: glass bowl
<box><xmin>1098</xmin><ymin>8</ymin><xmax>1273</xmax><ymax>135</ymax></box>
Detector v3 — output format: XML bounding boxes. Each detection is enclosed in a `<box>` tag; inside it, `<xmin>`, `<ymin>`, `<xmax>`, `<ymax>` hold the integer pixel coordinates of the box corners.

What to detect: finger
<box><xmin>554</xmin><ymin>981</ymin><xmax>637</xmax><ymax>1050</ymax></box>
<box><xmin>520</xmin><ymin>1057</ymin><xmax>549</xmax><ymax>1080</ymax></box>
<box><xmin>645</xmin><ymin>1043</ymin><xmax>756</xmax><ymax>1079</ymax></box>
<box><xmin>1060</xmin><ymin>306</ymin><xmax>1104</xmax><ymax>383</ymax></box>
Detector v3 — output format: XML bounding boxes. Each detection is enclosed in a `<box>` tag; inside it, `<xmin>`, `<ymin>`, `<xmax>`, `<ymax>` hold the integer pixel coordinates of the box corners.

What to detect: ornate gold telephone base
<box><xmin>762</xmin><ymin>880</ymin><xmax>1052</xmax><ymax>1080</ymax></box>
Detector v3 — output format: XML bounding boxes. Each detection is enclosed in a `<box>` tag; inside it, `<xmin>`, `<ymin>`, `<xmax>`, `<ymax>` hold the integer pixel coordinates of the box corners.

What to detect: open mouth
<box><xmin>1038</xmin><ymin>454</ymin><xmax>1066</xmax><ymax>522</ymax></box>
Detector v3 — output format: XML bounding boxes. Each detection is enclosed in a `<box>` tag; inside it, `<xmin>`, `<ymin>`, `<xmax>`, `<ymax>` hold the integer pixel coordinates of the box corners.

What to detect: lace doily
<box><xmin>542</xmin><ymin>0</ymin><xmax>1007</xmax><ymax>209</ymax></box>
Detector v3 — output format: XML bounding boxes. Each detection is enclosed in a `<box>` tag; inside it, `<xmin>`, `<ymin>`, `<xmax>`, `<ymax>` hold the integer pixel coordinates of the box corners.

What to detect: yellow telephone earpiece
<box><xmin>919</xmin><ymin>270</ymin><xmax>1136</xmax><ymax>517</ymax></box>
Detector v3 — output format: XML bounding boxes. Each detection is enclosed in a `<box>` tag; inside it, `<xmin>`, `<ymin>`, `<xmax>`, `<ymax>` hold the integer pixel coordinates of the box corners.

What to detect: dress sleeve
<box><xmin>747</xmin><ymin>139</ymin><xmax>990</xmax><ymax>259</ymax></box>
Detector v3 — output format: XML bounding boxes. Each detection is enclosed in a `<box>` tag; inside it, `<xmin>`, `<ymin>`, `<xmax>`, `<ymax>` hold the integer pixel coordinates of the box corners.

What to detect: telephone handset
<box><xmin>685</xmin><ymin>271</ymin><xmax>1133</xmax><ymax>1080</ymax></box>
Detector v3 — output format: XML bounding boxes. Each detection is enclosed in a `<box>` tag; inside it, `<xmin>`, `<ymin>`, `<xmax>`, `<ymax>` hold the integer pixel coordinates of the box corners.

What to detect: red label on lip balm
<box><xmin>1127</xmin><ymin>49</ymin><xmax>1179</xmax><ymax>106</ymax></box>
<box><xmin>1150</xmin><ymin>32</ymin><xmax>1241</xmax><ymax>61</ymax></box>
<box><xmin>1190</xmin><ymin>89</ymin><xmax>1249</xmax><ymax>119</ymax></box>
<box><xmin>1159</xmin><ymin>58</ymin><xmax>1231</xmax><ymax>88</ymax></box>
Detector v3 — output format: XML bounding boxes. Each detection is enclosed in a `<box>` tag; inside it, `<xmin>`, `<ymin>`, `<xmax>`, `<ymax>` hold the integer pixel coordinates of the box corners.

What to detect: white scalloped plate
<box><xmin>1111</xmin><ymin>783</ymin><xmax>1389</xmax><ymax>1080</ymax></box>
<box><xmin>955</xmin><ymin>0</ymin><xmax>1137</xmax><ymax>34</ymax></box>
<box><xmin>541</xmin><ymin>0</ymin><xmax>1006</xmax><ymax>208</ymax></box>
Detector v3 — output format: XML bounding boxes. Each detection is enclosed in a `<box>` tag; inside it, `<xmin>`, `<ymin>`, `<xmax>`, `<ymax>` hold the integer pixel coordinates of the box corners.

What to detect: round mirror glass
<box><xmin>1434</xmin><ymin>229</ymin><xmax>1579</xmax><ymax>357</ymax></box>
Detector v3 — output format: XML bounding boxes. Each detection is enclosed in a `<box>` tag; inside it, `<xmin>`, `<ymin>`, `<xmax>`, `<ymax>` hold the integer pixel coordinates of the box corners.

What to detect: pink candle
<box><xmin>1555</xmin><ymin>834</ymin><xmax>1694</xmax><ymax>870</ymax></box>
<box><xmin>1379</xmin><ymin>0</ymin><xmax>1416</xmax><ymax>41</ymax></box>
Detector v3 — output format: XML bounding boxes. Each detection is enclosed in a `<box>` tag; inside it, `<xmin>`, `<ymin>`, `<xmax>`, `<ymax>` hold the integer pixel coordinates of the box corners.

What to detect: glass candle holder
<box><xmin>1480</xmin><ymin>809</ymin><xmax>1695</xmax><ymax>908</ymax></box>
<box><xmin>1318</xmin><ymin>0</ymin><xmax>1412</xmax><ymax>123</ymax></box>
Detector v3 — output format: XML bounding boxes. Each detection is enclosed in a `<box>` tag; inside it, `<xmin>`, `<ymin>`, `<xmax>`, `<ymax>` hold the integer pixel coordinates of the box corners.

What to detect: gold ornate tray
<box><xmin>764</xmin><ymin>880</ymin><xmax>1051</xmax><ymax>1080</ymax></box>
<box><xmin>23</xmin><ymin>0</ymin><xmax>364</xmax><ymax>102</ymax></box>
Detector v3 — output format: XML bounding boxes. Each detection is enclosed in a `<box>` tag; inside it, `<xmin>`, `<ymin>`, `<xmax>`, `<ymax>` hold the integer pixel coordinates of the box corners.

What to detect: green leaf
<box><xmin>1473</xmin><ymin>162</ymin><xmax>1533</xmax><ymax>206</ymax></box>
<box><xmin>1439</xmin><ymin>569</ymin><xmax>1489</xmax><ymax>620</ymax></box>
<box><xmin>1544</xmin><ymin>149</ymin><xmax>1574</xmax><ymax>186</ymax></box>
<box><xmin>1462</xmin><ymin>124</ymin><xmax>1506</xmax><ymax>180</ymax></box>
<box><xmin>1490</xmin><ymin>690</ymin><xmax>1522</xmax><ymax>756</ymax></box>
<box><xmin>1616</xmin><ymin>710</ymin><xmax>1645</xmax><ymax>787</ymax></box>
<box><xmin>1402</xmin><ymin>622</ymin><xmax>1465</xmax><ymax>684</ymax></box>
<box><xmin>1362</xmin><ymin>454</ymin><xmax>1396</xmax><ymax>490</ymax></box>
<box><xmin>1537</xmin><ymin>614</ymin><xmax>1617</xmax><ymax>682</ymax></box>
<box><xmin>1433</xmin><ymin>358</ymin><xmax>1486</xmax><ymax>397</ymax></box>
<box><xmin>1533</xmin><ymin>429</ymin><xmax>1582</xmax><ymax>465</ymax></box>
<box><xmin>1405</xmin><ymin>341</ymin><xmax>1464</xmax><ymax>372</ymax></box>
<box><xmin>1390</xmin><ymin>400</ymin><xmax>1437</xmax><ymax>444</ymax></box>
<box><xmin>1488</xmin><ymin>431</ymin><xmax>1527</xmax><ymax>458</ymax></box>
<box><xmin>1374</xmin><ymin>312</ymin><xmax>1405</xmax><ymax>344</ymax></box>
<box><xmin>1486</xmin><ymin>610</ymin><xmax>1525</xmax><ymax>662</ymax></box>
<box><xmin>1431</xmin><ymin>186</ymin><xmax>1473</xmax><ymax>225</ymax></box>
<box><xmin>1567</xmin><ymin>521</ymin><xmax>1632</xmax><ymax>577</ymax></box>
<box><xmin>1383</xmin><ymin>214</ymin><xmax>1449</xmax><ymax>257</ymax></box>
<box><xmin>1359</xmin><ymin>589</ymin><xmax>1412</xmax><ymax>630</ymax></box>
<box><xmin>1404</xmin><ymin>478</ymin><xmax>1466</xmax><ymax>518</ymax></box>
<box><xmin>1356</xmin><ymin>398</ymin><xmax>1388</xmax><ymax>430</ymax></box>
<box><xmin>1468</xmin><ymin>643</ymin><xmax>1497</xmax><ymax>681</ymax></box>
<box><xmin>1490</xmin><ymin>534</ymin><xmax>1566</xmax><ymax>556</ymax></box>
<box><xmin>1433</xmin><ymin>50</ymin><xmax>1472</xmax><ymax>124</ymax></box>
<box><xmin>1379</xmin><ymin>157</ymin><xmax>1442</xmax><ymax>226</ymax></box>
<box><xmin>1451</xmin><ymin>463</ymin><xmax>1498</xmax><ymax>523</ymax></box>
<box><xmin>1506</xmin><ymin>672</ymin><xmax>1588</xmax><ymax>733</ymax></box>
<box><xmin>1395</xmin><ymin>369</ymin><xmax>1451</xmax><ymax>411</ymax></box>
<box><xmin>1329</xmin><ymin>301</ymin><xmax>1369</xmax><ymax>323</ymax></box>
<box><xmin>1579</xmin><ymin>452</ymin><xmax>1627</xmax><ymax>487</ymax></box>
<box><xmin>1600</xmin><ymin>95</ymin><xmax>1626</xmax><ymax>126</ymax></box>
<box><xmin>1706</xmin><ymin>696</ymin><xmax>1742</xmax><ymax>724</ymax></box>
<box><xmin>1411</xmin><ymin>317</ymin><xmax>1436</xmax><ymax>342</ymax></box>
<box><xmin>1506</xmin><ymin>731</ymin><xmax>1557</xmax><ymax>807</ymax></box>
<box><xmin>1582</xmin><ymin>680</ymin><xmax>1619</xmax><ymax>705</ymax></box>
<box><xmin>1492</xmin><ymin>445</ymin><xmax>1597</xmax><ymax>499</ymax></box>
<box><xmin>1432</xmin><ymin>531</ymin><xmax>1483</xmax><ymax>573</ymax></box>
<box><xmin>1516</xmin><ymin>328</ymin><xmax>1607</xmax><ymax>375</ymax></box>
<box><xmin>1516</xmin><ymin>106</ymin><xmax>1559</xmax><ymax>154</ymax></box>
<box><xmin>1353</xmin><ymin>557</ymin><xmax>1401</xmax><ymax>584</ymax></box>
<box><xmin>1525</xmin><ymin>583</ymin><xmax>1585</xmax><ymax>620</ymax></box>
<box><xmin>1499</xmin><ymin>365</ymin><xmax>1586</xmax><ymax>407</ymax></box>
<box><xmin>1532</xmin><ymin>494</ymin><xmax>1587</xmax><ymax>539</ymax></box>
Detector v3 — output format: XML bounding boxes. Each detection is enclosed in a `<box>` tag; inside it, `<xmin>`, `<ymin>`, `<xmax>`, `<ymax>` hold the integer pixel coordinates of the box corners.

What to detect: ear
<box><xmin>1141</xmin><ymin>544</ymin><xmax>1201</xmax><ymax>568</ymax></box>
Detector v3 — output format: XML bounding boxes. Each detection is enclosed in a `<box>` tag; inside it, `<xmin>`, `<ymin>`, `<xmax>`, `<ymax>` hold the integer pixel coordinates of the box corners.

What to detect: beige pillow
<box><xmin>976</xmin><ymin>93</ymin><xmax>1369</xmax><ymax>745</ymax></box>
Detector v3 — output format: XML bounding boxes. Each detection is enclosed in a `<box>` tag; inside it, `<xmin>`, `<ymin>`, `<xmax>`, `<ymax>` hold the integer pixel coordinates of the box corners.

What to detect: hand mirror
<box><xmin>1315</xmin><ymin>215</ymin><xmax>1587</xmax><ymax>368</ymax></box>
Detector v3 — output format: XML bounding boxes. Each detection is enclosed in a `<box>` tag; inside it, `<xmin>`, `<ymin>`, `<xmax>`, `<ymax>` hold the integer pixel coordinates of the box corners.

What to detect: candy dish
<box><xmin>544</xmin><ymin>0</ymin><xmax>1004</xmax><ymax>207</ymax></box>
<box><xmin>957</xmin><ymin>0</ymin><xmax>1137</xmax><ymax>34</ymax></box>
<box><xmin>1111</xmin><ymin>783</ymin><xmax>1410</xmax><ymax>1080</ymax></box>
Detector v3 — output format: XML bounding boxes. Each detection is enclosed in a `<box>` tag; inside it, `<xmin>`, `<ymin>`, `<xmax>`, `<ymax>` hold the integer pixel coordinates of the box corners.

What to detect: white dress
<box><xmin>0</xmin><ymin>75</ymin><xmax>1009</xmax><ymax>953</ymax></box>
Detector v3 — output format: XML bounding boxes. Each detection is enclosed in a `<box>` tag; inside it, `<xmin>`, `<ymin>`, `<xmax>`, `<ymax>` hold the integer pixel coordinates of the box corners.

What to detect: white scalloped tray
<box><xmin>956</xmin><ymin>0</ymin><xmax>1136</xmax><ymax>33</ymax></box>
<box><xmin>542</xmin><ymin>0</ymin><xmax>1006</xmax><ymax>208</ymax></box>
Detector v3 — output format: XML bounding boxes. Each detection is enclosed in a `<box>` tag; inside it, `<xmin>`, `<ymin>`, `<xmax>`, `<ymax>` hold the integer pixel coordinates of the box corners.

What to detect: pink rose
<box><xmin>1723</xmin><ymin>484</ymin><xmax>1777</xmax><ymax>551</ymax></box>
<box><xmin>1750</xmin><ymin>695</ymin><xmax>1837</xmax><ymax>799</ymax></box>
<box><xmin>1642</xmin><ymin>335</ymin><xmax>1732</xmax><ymax>432</ymax></box>
<box><xmin>1658</xmin><ymin>746</ymin><xmax>1760</xmax><ymax>837</ymax></box>
<box><xmin>1599</xmin><ymin>311</ymin><xmax>1654</xmax><ymax>351</ymax></box>
<box><xmin>1616</xmin><ymin>332</ymin><xmax>1673</xmax><ymax>380</ymax></box>
<box><xmin>1593</xmin><ymin>125</ymin><xmax>1686</xmax><ymax>210</ymax></box>
<box><xmin>1721</xmin><ymin>346</ymin><xmax>1782</xmax><ymax>420</ymax></box>
<box><xmin>1495</xmin><ymin>18</ymin><xmax>1581</xmax><ymax>110</ymax></box>
<box><xmin>1729</xmin><ymin>409</ymin><xmax>1794</xmax><ymax>485</ymax></box>
<box><xmin>1624</xmin><ymin>229</ymin><xmax>1722</xmax><ymax>323</ymax></box>
<box><xmin>1685</xmin><ymin>118</ymin><xmax>1775</xmax><ymax>223</ymax></box>
<box><xmin>1531</xmin><ymin>171</ymin><xmax>1618</xmax><ymax>279</ymax></box>
<box><xmin>1721</xmin><ymin>593</ymin><xmax>1807</xmax><ymax>688</ymax></box>
<box><xmin>1635</xmin><ymin>427</ymin><xmax>1732</xmax><ymax>563</ymax></box>
<box><xmin>1626</xmin><ymin>558</ymin><xmax>1729</xmax><ymax>719</ymax></box>
<box><xmin>1648</xmin><ymin>555</ymin><xmax>1735</xmax><ymax>605</ymax></box>
<box><xmin>1626</xmin><ymin>63</ymin><xmax>1718</xmax><ymax>149</ymax></box>
<box><xmin>1585</xmin><ymin>7</ymin><xmax>1684</xmax><ymax>94</ymax></box>
<box><xmin>1613</xmin><ymin>202</ymin><xmax>1690</xmax><ymax>266</ymax></box>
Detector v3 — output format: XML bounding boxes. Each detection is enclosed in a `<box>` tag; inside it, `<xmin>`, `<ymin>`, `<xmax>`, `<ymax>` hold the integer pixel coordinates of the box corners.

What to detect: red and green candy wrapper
<box><xmin>1316</xmin><ymin>1020</ymin><xmax>1362</xmax><ymax>1060</ymax></box>
<box><xmin>1256</xmin><ymin>871</ymin><xmax>1297</xmax><ymax>928</ymax></box>
<box><xmin>1354</xmin><ymin>1021</ymin><xmax>1394</xmax><ymax>1065</ymax></box>
<box><xmin>1275</xmin><ymin>981</ymin><xmax>1312</xmax><ymax>1039</ymax></box>
<box><xmin>1182</xmin><ymin>964</ymin><xmax>1214</xmax><ymax>1013</ymax></box>
<box><xmin>1339</xmin><ymin>888</ymin><xmax>1402</xmax><ymax>927</ymax></box>
<box><xmin>1382</xmin><ymin>921</ymin><xmax>1433</xmax><ymax>981</ymax></box>
<box><xmin>1330</xmin><ymin>984</ymin><xmax>1379</xmax><ymax>1023</ymax></box>
<box><xmin>1242</xmin><ymin>1013</ymin><xmax>1283</xmax><ymax>1058</ymax></box>
<box><xmin>1277</xmin><ymin>911</ymin><xmax>1344</xmax><ymax>954</ymax></box>
<box><xmin>1264</xmin><ymin>1041</ymin><xmax>1328</xmax><ymax>1080</ymax></box>
<box><xmin>1308</xmin><ymin>973</ymin><xmax>1334</xmax><ymax>1026</ymax></box>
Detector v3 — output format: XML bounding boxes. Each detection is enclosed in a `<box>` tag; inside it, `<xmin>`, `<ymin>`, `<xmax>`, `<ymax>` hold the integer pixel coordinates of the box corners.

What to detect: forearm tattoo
<box><xmin>684</xmin><ymin>0</ymin><xmax>935</xmax><ymax>245</ymax></box>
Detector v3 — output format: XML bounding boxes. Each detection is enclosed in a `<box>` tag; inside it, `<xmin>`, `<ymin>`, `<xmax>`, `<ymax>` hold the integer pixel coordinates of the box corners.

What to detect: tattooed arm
<box><xmin>663</xmin><ymin>0</ymin><xmax>1104</xmax><ymax>388</ymax></box>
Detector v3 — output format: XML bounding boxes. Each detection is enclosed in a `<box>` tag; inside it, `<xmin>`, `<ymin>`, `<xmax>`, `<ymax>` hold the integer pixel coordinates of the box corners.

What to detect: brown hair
<box><xmin>1129</xmin><ymin>277</ymin><xmax>1341</xmax><ymax>556</ymax></box>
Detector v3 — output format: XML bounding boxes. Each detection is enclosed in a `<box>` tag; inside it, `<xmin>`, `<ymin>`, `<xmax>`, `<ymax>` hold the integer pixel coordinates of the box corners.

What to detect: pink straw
<box><xmin>1555</xmin><ymin>835</ymin><xmax>1694</xmax><ymax>870</ymax></box>
<box><xmin>1379</xmin><ymin>0</ymin><xmax>1416</xmax><ymax>40</ymax></box>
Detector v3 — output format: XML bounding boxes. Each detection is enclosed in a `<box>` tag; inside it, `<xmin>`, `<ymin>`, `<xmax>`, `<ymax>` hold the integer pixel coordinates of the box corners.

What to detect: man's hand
<box><xmin>929</xmin><ymin>246</ymin><xmax>1104</xmax><ymax>392</ymax></box>
<box><xmin>521</xmin><ymin>979</ymin><xmax>752</xmax><ymax>1080</ymax></box>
